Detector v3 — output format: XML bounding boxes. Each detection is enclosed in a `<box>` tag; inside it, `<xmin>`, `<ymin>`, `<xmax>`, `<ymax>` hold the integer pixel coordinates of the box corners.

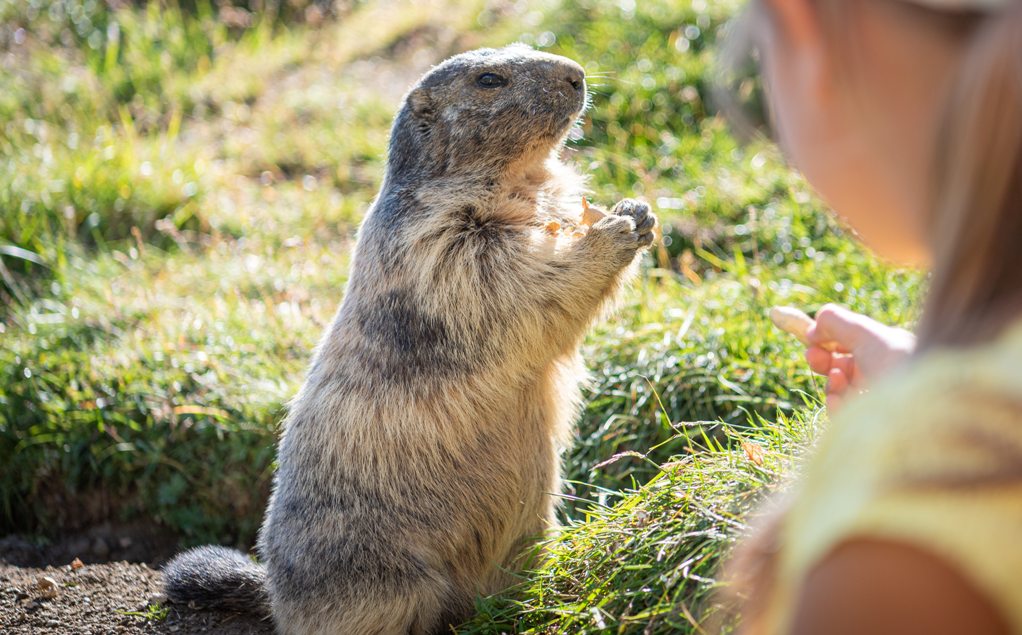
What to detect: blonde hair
<box><xmin>918</xmin><ymin>5</ymin><xmax>1022</xmax><ymax>348</ymax></box>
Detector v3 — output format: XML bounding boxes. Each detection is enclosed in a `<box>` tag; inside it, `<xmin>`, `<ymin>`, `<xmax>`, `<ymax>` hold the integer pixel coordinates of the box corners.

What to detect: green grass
<box><xmin>467</xmin><ymin>410</ymin><xmax>818</xmax><ymax>633</ymax></box>
<box><xmin>0</xmin><ymin>0</ymin><xmax>919</xmax><ymax>632</ymax></box>
<box><xmin>118</xmin><ymin>602</ymin><xmax>171</xmax><ymax>622</ymax></box>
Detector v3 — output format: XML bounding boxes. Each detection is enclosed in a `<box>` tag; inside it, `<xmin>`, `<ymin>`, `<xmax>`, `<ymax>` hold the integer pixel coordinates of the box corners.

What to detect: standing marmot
<box><xmin>164</xmin><ymin>45</ymin><xmax>657</xmax><ymax>635</ymax></box>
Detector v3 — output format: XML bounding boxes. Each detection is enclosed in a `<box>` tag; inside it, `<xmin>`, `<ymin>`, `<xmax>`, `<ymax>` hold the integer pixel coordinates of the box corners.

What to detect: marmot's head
<box><xmin>387</xmin><ymin>45</ymin><xmax>587</xmax><ymax>181</ymax></box>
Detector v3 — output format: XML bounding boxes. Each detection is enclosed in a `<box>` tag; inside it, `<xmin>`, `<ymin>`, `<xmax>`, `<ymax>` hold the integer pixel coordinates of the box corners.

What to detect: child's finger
<box><xmin>830</xmin><ymin>354</ymin><xmax>857</xmax><ymax>386</ymax></box>
<box><xmin>805</xmin><ymin>346</ymin><xmax>833</xmax><ymax>376</ymax></box>
<box><xmin>827</xmin><ymin>367</ymin><xmax>850</xmax><ymax>396</ymax></box>
<box><xmin>826</xmin><ymin>367</ymin><xmax>849</xmax><ymax>412</ymax></box>
<box><xmin>807</xmin><ymin>304</ymin><xmax>875</xmax><ymax>352</ymax></box>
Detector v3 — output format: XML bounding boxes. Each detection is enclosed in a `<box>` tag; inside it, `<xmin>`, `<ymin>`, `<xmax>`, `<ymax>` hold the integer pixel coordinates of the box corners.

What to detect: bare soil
<box><xmin>0</xmin><ymin>526</ymin><xmax>273</xmax><ymax>635</ymax></box>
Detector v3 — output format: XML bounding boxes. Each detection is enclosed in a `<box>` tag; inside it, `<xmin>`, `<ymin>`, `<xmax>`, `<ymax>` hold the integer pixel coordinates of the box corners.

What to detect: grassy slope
<box><xmin>0</xmin><ymin>0</ymin><xmax>918</xmax><ymax>632</ymax></box>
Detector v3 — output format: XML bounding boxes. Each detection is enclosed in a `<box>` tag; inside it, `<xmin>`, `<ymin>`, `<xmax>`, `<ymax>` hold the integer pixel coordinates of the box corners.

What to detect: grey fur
<box><xmin>163</xmin><ymin>45</ymin><xmax>657</xmax><ymax>635</ymax></box>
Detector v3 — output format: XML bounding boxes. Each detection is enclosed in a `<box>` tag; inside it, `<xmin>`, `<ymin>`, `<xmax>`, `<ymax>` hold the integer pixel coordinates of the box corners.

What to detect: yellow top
<box><xmin>766</xmin><ymin>323</ymin><xmax>1022</xmax><ymax>633</ymax></box>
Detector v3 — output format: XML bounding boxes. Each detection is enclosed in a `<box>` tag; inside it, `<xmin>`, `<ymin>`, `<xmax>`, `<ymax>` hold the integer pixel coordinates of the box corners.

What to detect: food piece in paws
<box><xmin>581</xmin><ymin>197</ymin><xmax>606</xmax><ymax>227</ymax></box>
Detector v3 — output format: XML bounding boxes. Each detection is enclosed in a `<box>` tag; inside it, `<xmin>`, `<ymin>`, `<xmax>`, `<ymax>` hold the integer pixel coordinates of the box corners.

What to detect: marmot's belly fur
<box><xmin>164</xmin><ymin>45</ymin><xmax>657</xmax><ymax>635</ymax></box>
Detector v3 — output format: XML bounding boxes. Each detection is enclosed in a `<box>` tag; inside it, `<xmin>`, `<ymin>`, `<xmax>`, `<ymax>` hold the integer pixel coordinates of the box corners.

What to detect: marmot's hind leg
<box><xmin>272</xmin><ymin>581</ymin><xmax>470</xmax><ymax>635</ymax></box>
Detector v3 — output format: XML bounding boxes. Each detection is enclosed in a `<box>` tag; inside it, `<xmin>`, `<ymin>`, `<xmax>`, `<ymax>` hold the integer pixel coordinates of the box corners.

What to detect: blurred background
<box><xmin>0</xmin><ymin>0</ymin><xmax>918</xmax><ymax>631</ymax></box>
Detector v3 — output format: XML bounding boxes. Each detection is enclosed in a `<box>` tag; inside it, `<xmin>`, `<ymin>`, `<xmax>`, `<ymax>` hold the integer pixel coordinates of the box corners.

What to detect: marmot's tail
<box><xmin>163</xmin><ymin>545</ymin><xmax>270</xmax><ymax>615</ymax></box>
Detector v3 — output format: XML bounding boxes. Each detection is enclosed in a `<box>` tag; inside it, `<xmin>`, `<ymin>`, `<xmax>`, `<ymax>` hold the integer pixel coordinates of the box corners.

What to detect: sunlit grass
<box><xmin>466</xmin><ymin>409</ymin><xmax>818</xmax><ymax>634</ymax></box>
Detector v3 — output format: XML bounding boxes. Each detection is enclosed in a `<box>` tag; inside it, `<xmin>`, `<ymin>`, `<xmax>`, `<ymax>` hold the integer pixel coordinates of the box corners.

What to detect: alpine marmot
<box><xmin>164</xmin><ymin>44</ymin><xmax>657</xmax><ymax>635</ymax></box>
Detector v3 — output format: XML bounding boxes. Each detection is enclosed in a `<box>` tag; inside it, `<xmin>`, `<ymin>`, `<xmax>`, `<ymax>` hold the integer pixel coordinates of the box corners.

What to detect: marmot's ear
<box><xmin>407</xmin><ymin>88</ymin><xmax>435</xmax><ymax>120</ymax></box>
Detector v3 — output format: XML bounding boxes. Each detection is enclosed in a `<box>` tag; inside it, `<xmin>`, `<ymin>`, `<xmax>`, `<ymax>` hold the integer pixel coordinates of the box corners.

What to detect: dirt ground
<box><xmin>0</xmin><ymin>527</ymin><xmax>274</xmax><ymax>635</ymax></box>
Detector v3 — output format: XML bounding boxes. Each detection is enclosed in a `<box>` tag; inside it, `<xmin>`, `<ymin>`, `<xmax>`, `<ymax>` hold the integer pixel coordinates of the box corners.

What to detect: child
<box><xmin>725</xmin><ymin>1</ymin><xmax>1022</xmax><ymax>633</ymax></box>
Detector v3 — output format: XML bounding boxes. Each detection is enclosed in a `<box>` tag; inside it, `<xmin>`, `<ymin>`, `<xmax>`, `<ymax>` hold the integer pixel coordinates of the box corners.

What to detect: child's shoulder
<box><xmin>776</xmin><ymin>321</ymin><xmax>1022</xmax><ymax>634</ymax></box>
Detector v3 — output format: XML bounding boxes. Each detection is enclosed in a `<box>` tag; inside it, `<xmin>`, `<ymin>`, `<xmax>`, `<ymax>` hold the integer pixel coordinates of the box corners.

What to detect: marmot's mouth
<box><xmin>553</xmin><ymin>112</ymin><xmax>583</xmax><ymax>138</ymax></box>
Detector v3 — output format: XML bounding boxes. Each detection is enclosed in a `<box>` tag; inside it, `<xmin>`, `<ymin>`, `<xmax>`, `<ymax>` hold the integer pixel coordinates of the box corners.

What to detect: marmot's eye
<box><xmin>476</xmin><ymin>73</ymin><xmax>508</xmax><ymax>88</ymax></box>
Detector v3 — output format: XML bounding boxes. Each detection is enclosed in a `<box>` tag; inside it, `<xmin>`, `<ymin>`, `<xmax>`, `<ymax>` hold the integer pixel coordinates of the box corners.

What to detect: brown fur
<box><xmin>164</xmin><ymin>45</ymin><xmax>656</xmax><ymax>635</ymax></box>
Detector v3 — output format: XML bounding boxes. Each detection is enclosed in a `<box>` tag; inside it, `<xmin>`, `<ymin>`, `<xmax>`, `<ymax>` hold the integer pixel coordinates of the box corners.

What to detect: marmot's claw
<box><xmin>611</xmin><ymin>199</ymin><xmax>656</xmax><ymax>233</ymax></box>
<box><xmin>637</xmin><ymin>212</ymin><xmax>654</xmax><ymax>233</ymax></box>
<box><xmin>637</xmin><ymin>231</ymin><xmax>655</xmax><ymax>247</ymax></box>
<box><xmin>634</xmin><ymin>216</ymin><xmax>656</xmax><ymax>233</ymax></box>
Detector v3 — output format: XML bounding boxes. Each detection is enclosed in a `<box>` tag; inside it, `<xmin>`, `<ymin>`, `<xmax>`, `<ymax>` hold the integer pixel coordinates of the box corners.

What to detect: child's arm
<box><xmin>803</xmin><ymin>305</ymin><xmax>916</xmax><ymax>411</ymax></box>
<box><xmin>788</xmin><ymin>538</ymin><xmax>1009</xmax><ymax>635</ymax></box>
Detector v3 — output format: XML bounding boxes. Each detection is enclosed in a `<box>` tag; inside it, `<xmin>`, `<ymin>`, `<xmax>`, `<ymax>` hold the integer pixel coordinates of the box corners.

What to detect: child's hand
<box><xmin>805</xmin><ymin>305</ymin><xmax>916</xmax><ymax>411</ymax></box>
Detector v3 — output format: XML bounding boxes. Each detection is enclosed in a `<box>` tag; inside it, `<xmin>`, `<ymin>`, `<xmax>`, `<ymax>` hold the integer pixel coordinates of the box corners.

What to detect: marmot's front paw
<box><xmin>610</xmin><ymin>199</ymin><xmax>657</xmax><ymax>247</ymax></box>
<box><xmin>589</xmin><ymin>214</ymin><xmax>652</xmax><ymax>259</ymax></box>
